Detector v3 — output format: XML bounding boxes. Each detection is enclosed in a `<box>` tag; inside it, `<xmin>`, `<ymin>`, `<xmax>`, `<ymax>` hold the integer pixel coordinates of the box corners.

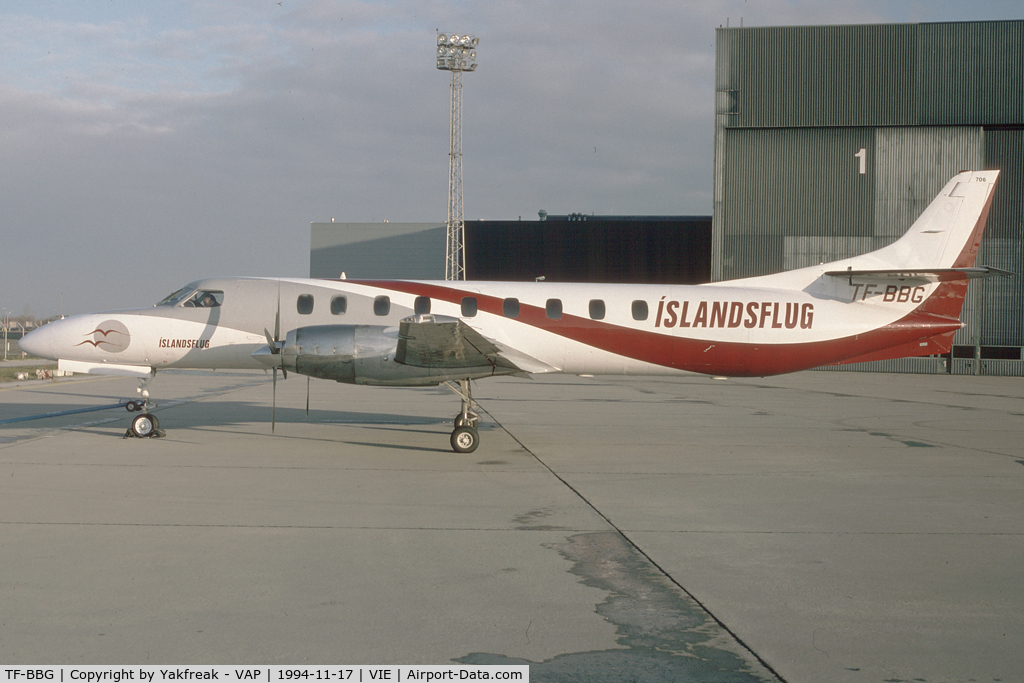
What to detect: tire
<box><xmin>450</xmin><ymin>426</ymin><xmax>479</xmax><ymax>453</ymax></box>
<box><xmin>454</xmin><ymin>412</ymin><xmax>480</xmax><ymax>428</ymax></box>
<box><xmin>131</xmin><ymin>413</ymin><xmax>157</xmax><ymax>438</ymax></box>
<box><xmin>126</xmin><ymin>401</ymin><xmax>137</xmax><ymax>412</ymax></box>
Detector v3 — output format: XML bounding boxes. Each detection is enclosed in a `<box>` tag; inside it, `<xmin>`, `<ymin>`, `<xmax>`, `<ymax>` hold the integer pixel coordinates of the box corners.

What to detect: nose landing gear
<box><xmin>124</xmin><ymin>375</ymin><xmax>164</xmax><ymax>438</ymax></box>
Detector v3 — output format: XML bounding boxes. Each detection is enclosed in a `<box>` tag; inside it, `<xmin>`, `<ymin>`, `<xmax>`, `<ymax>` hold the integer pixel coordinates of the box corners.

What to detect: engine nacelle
<box><xmin>280</xmin><ymin>324</ymin><xmax>440</xmax><ymax>386</ymax></box>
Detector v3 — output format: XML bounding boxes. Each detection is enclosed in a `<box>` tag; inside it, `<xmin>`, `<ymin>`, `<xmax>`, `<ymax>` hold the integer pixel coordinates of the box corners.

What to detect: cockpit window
<box><xmin>156</xmin><ymin>287</ymin><xmax>195</xmax><ymax>307</ymax></box>
<box><xmin>182</xmin><ymin>290</ymin><xmax>224</xmax><ymax>308</ymax></box>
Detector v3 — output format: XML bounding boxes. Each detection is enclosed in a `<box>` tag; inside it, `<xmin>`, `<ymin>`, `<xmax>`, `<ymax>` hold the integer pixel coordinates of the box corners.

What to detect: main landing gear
<box><xmin>124</xmin><ymin>376</ymin><xmax>164</xmax><ymax>438</ymax></box>
<box><xmin>445</xmin><ymin>379</ymin><xmax>480</xmax><ymax>453</ymax></box>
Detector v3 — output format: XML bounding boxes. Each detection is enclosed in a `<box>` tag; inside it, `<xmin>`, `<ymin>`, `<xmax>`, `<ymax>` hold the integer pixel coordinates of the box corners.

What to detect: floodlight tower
<box><xmin>436</xmin><ymin>32</ymin><xmax>479</xmax><ymax>281</ymax></box>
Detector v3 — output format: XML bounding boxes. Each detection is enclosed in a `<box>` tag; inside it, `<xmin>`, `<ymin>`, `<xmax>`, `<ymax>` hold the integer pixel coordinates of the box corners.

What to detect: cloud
<box><xmin>1</xmin><ymin>0</ymin><xmax>1021</xmax><ymax>316</ymax></box>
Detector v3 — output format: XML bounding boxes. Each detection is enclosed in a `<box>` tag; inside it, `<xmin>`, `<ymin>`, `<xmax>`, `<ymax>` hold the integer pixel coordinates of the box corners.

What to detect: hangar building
<box><xmin>713</xmin><ymin>19</ymin><xmax>1024</xmax><ymax>375</ymax></box>
<box><xmin>310</xmin><ymin>215</ymin><xmax>711</xmax><ymax>284</ymax></box>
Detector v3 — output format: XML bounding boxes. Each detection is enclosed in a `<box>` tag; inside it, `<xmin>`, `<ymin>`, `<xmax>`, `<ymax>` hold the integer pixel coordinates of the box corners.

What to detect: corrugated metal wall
<box><xmin>873</xmin><ymin>127</ymin><xmax>984</xmax><ymax>237</ymax></box>
<box><xmin>717</xmin><ymin>21</ymin><xmax>1024</xmax><ymax>127</ymax></box>
<box><xmin>977</xmin><ymin>129</ymin><xmax>1024</xmax><ymax>349</ymax></box>
<box><xmin>713</xmin><ymin>20</ymin><xmax>1024</xmax><ymax>375</ymax></box>
<box><xmin>719</xmin><ymin>126</ymin><xmax>983</xmax><ymax>280</ymax></box>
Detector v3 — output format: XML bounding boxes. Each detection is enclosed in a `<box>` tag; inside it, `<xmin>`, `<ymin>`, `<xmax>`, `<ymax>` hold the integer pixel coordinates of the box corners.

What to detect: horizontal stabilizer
<box><xmin>824</xmin><ymin>266</ymin><xmax>1013</xmax><ymax>284</ymax></box>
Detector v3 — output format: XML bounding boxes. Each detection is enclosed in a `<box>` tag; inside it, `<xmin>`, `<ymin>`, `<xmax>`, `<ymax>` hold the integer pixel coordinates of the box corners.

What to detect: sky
<box><xmin>1</xmin><ymin>0</ymin><xmax>1021</xmax><ymax>318</ymax></box>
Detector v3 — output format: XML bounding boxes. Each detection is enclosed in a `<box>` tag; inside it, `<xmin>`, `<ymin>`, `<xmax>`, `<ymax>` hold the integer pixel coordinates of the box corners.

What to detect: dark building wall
<box><xmin>465</xmin><ymin>216</ymin><xmax>711</xmax><ymax>284</ymax></box>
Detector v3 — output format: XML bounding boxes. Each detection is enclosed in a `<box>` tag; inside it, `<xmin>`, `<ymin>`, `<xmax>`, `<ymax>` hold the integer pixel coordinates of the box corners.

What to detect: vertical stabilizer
<box><xmin>869</xmin><ymin>170</ymin><xmax>999</xmax><ymax>271</ymax></box>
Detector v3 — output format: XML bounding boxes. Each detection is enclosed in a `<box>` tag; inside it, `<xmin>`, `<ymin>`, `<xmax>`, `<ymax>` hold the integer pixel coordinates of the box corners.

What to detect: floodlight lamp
<box><xmin>436</xmin><ymin>31</ymin><xmax>479</xmax><ymax>71</ymax></box>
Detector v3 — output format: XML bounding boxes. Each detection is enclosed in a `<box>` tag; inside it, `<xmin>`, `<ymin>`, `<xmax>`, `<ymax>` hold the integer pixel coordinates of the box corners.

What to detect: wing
<box><xmin>394</xmin><ymin>315</ymin><xmax>556</xmax><ymax>375</ymax></box>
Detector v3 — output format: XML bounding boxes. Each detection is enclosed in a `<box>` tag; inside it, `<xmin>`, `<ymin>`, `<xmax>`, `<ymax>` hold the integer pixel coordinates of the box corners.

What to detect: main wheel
<box><xmin>450</xmin><ymin>426</ymin><xmax>479</xmax><ymax>453</ymax></box>
<box><xmin>131</xmin><ymin>413</ymin><xmax>159</xmax><ymax>438</ymax></box>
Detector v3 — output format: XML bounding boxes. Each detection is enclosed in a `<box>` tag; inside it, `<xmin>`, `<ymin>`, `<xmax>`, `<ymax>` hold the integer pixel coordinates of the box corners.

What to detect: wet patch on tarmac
<box><xmin>456</xmin><ymin>531</ymin><xmax>778</xmax><ymax>682</ymax></box>
<box><xmin>512</xmin><ymin>507</ymin><xmax>564</xmax><ymax>531</ymax></box>
<box><xmin>868</xmin><ymin>431</ymin><xmax>936</xmax><ymax>448</ymax></box>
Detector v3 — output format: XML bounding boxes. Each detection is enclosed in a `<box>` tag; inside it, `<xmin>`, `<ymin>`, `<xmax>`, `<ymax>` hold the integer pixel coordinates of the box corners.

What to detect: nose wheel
<box><xmin>128</xmin><ymin>412</ymin><xmax>162</xmax><ymax>438</ymax></box>
<box><xmin>450</xmin><ymin>425</ymin><xmax>479</xmax><ymax>453</ymax></box>
<box><xmin>124</xmin><ymin>374</ymin><xmax>164</xmax><ymax>438</ymax></box>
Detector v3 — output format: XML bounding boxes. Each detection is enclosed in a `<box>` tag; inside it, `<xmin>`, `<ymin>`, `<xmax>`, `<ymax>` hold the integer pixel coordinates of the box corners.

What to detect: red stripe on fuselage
<box><xmin>352</xmin><ymin>281</ymin><xmax>961</xmax><ymax>377</ymax></box>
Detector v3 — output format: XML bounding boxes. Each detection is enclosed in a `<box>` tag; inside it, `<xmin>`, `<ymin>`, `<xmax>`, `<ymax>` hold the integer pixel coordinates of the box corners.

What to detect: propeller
<box><xmin>262</xmin><ymin>282</ymin><xmax>285</xmax><ymax>433</ymax></box>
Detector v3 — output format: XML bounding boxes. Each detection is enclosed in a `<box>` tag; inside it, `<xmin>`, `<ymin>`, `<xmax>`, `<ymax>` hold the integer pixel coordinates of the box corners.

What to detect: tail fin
<box><xmin>825</xmin><ymin>171</ymin><xmax>1004</xmax><ymax>365</ymax></box>
<box><xmin>868</xmin><ymin>170</ymin><xmax>999</xmax><ymax>273</ymax></box>
<box><xmin>826</xmin><ymin>170</ymin><xmax>1002</xmax><ymax>319</ymax></box>
<box><xmin>732</xmin><ymin>171</ymin><xmax>1002</xmax><ymax>299</ymax></box>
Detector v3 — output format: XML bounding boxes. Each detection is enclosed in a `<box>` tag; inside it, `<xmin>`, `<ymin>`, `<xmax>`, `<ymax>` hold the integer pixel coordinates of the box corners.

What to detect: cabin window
<box><xmin>330</xmin><ymin>295</ymin><xmax>347</xmax><ymax>315</ymax></box>
<box><xmin>546</xmin><ymin>299</ymin><xmax>562</xmax><ymax>320</ymax></box>
<box><xmin>374</xmin><ymin>295</ymin><xmax>391</xmax><ymax>316</ymax></box>
<box><xmin>589</xmin><ymin>299</ymin><xmax>606</xmax><ymax>320</ymax></box>
<box><xmin>461</xmin><ymin>297</ymin><xmax>478</xmax><ymax>317</ymax></box>
<box><xmin>297</xmin><ymin>294</ymin><xmax>314</xmax><ymax>315</ymax></box>
<box><xmin>503</xmin><ymin>298</ymin><xmax>520</xmax><ymax>318</ymax></box>
<box><xmin>415</xmin><ymin>296</ymin><xmax>431</xmax><ymax>315</ymax></box>
<box><xmin>631</xmin><ymin>300</ymin><xmax>648</xmax><ymax>321</ymax></box>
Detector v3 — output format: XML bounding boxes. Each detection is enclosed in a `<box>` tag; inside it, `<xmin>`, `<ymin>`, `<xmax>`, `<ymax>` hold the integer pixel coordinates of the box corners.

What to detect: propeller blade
<box><xmin>306</xmin><ymin>377</ymin><xmax>310</xmax><ymax>418</ymax></box>
<box><xmin>275</xmin><ymin>280</ymin><xmax>281</xmax><ymax>341</ymax></box>
<box><xmin>270</xmin><ymin>281</ymin><xmax>283</xmax><ymax>433</ymax></box>
<box><xmin>263</xmin><ymin>328</ymin><xmax>279</xmax><ymax>353</ymax></box>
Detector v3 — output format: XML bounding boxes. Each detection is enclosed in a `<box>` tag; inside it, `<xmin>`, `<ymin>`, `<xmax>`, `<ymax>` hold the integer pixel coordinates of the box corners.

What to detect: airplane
<box><xmin>20</xmin><ymin>170</ymin><xmax>1008</xmax><ymax>452</ymax></box>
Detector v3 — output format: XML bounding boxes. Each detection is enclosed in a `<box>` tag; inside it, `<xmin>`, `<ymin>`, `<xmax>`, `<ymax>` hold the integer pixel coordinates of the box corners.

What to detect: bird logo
<box><xmin>75</xmin><ymin>320</ymin><xmax>131</xmax><ymax>353</ymax></box>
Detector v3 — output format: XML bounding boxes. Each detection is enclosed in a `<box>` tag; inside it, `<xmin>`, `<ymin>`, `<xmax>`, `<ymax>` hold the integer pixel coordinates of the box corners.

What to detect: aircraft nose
<box><xmin>18</xmin><ymin>320</ymin><xmax>62</xmax><ymax>360</ymax></box>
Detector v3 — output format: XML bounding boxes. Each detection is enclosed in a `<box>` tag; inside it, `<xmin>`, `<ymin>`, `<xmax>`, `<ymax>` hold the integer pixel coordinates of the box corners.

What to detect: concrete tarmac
<box><xmin>0</xmin><ymin>369</ymin><xmax>1021</xmax><ymax>682</ymax></box>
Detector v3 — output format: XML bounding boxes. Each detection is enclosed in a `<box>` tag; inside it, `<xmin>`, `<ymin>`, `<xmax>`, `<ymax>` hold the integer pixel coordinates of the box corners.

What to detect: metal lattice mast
<box><xmin>436</xmin><ymin>33</ymin><xmax>478</xmax><ymax>281</ymax></box>
<box><xmin>446</xmin><ymin>70</ymin><xmax>465</xmax><ymax>281</ymax></box>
